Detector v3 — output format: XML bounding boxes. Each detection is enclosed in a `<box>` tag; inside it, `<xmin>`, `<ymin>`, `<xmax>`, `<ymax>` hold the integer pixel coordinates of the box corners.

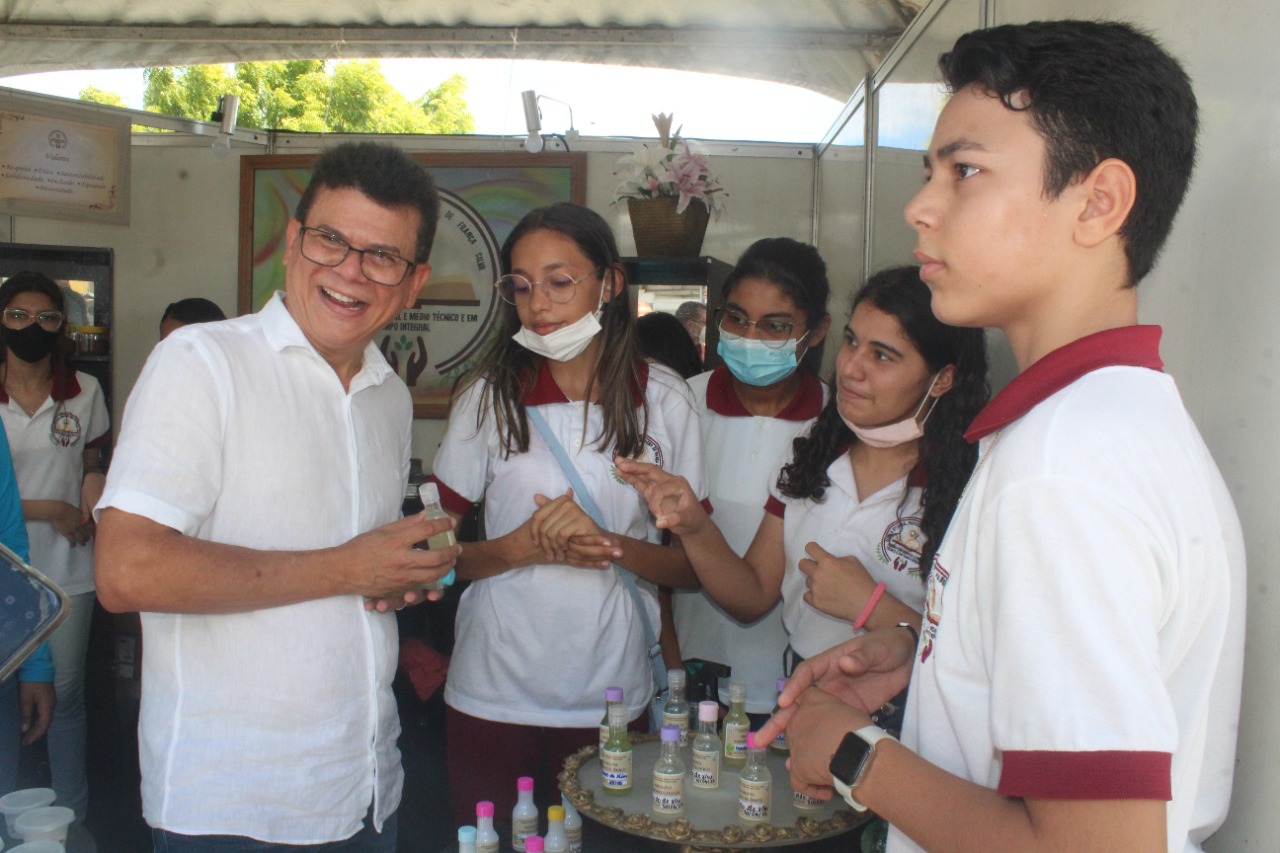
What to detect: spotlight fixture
<box><xmin>211</xmin><ymin>94</ymin><xmax>240</xmax><ymax>150</ymax></box>
<box><xmin>521</xmin><ymin>90</ymin><xmax>544</xmax><ymax>153</ymax></box>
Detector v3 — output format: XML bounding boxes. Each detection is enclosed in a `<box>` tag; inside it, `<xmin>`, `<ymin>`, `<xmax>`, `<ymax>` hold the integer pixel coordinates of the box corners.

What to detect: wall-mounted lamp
<box><xmin>520</xmin><ymin>90</ymin><xmax>577</xmax><ymax>153</ymax></box>
<box><xmin>211</xmin><ymin>94</ymin><xmax>240</xmax><ymax>150</ymax></box>
<box><xmin>521</xmin><ymin>90</ymin><xmax>544</xmax><ymax>153</ymax></box>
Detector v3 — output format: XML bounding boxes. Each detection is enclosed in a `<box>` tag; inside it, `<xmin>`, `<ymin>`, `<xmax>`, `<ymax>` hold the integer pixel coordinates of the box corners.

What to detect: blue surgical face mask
<box><xmin>717</xmin><ymin>328</ymin><xmax>809</xmax><ymax>387</ymax></box>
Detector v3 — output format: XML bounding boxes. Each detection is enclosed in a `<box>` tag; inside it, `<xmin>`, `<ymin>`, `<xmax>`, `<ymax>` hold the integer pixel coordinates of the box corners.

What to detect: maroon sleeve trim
<box><xmin>426</xmin><ymin>474</ymin><xmax>476</xmax><ymax>517</ymax></box>
<box><xmin>86</xmin><ymin>432</ymin><xmax>112</xmax><ymax>449</ymax></box>
<box><xmin>701</xmin><ymin>497</ymin><xmax>714</xmax><ymax>517</ymax></box>
<box><xmin>999</xmin><ymin>750</ymin><xmax>1171</xmax><ymax>801</ymax></box>
<box><xmin>764</xmin><ymin>495</ymin><xmax>785</xmax><ymax>518</ymax></box>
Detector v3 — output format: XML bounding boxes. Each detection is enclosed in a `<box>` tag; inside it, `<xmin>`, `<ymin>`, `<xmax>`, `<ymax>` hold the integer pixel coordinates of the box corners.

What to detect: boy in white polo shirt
<box><xmin>760</xmin><ymin>20</ymin><xmax>1246</xmax><ymax>853</ymax></box>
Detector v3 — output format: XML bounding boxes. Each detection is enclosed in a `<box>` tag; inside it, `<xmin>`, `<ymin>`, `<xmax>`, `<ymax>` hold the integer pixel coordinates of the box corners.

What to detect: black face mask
<box><xmin>3</xmin><ymin>324</ymin><xmax>60</xmax><ymax>363</ymax></box>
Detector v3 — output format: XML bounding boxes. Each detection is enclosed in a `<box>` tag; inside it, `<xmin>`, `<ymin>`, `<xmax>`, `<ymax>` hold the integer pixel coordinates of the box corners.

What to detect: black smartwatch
<box><xmin>828</xmin><ymin>724</ymin><xmax>895</xmax><ymax>811</ymax></box>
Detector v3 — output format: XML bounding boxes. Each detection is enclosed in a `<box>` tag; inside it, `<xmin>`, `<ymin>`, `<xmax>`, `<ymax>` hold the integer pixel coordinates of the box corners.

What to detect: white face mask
<box><xmin>510</xmin><ymin>280</ymin><xmax>606</xmax><ymax>362</ymax></box>
<box><xmin>841</xmin><ymin>373</ymin><xmax>941</xmax><ymax>449</ymax></box>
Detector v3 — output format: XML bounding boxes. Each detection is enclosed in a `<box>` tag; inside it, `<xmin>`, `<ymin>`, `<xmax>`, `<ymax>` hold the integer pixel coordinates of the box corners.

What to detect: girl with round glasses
<box><xmin>621</xmin><ymin>266</ymin><xmax>988</xmax><ymax>721</ymax></box>
<box><xmin>0</xmin><ymin>271</ymin><xmax>109</xmax><ymax>823</ymax></box>
<box><xmin>665</xmin><ymin>237</ymin><xmax>832</xmax><ymax>722</ymax></box>
<box><xmin>428</xmin><ymin>202</ymin><xmax>706</xmax><ymax>824</ymax></box>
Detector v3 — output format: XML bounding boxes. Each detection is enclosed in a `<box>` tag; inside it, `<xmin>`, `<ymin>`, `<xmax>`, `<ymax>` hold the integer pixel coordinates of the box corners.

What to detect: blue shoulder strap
<box><xmin>526</xmin><ymin>407</ymin><xmax>668</xmax><ymax>702</ymax></box>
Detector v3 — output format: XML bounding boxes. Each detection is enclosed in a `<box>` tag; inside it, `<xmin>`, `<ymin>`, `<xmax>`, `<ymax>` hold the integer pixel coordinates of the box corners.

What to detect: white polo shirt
<box><xmin>768</xmin><ymin>455</ymin><xmax>927</xmax><ymax>660</ymax></box>
<box><xmin>0</xmin><ymin>369</ymin><xmax>109</xmax><ymax>596</ymax></box>
<box><xmin>892</xmin><ymin>326</ymin><xmax>1246</xmax><ymax>853</ymax></box>
<box><xmin>433</xmin><ymin>360</ymin><xmax>706</xmax><ymax>727</ymax></box>
<box><xmin>672</xmin><ymin>366</ymin><xmax>825</xmax><ymax>712</ymax></box>
<box><xmin>97</xmin><ymin>292</ymin><xmax>410</xmax><ymax>842</ymax></box>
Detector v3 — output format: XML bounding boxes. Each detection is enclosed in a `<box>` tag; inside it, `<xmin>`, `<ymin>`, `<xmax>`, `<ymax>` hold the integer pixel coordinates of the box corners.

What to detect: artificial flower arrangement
<box><xmin>613</xmin><ymin>113</ymin><xmax>726</xmax><ymax>216</ymax></box>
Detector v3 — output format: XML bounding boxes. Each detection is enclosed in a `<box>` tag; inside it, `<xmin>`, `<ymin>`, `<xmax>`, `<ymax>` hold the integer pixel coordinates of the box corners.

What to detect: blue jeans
<box><xmin>151</xmin><ymin>812</ymin><xmax>397</xmax><ymax>853</ymax></box>
<box><xmin>0</xmin><ymin>675</ymin><xmax>18</xmax><ymax>796</ymax></box>
<box><xmin>46</xmin><ymin>590</ymin><xmax>94</xmax><ymax>820</ymax></box>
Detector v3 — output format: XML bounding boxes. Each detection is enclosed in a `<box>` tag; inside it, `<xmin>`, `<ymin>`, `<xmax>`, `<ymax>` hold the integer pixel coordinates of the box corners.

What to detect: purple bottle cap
<box><xmin>661</xmin><ymin>724</ymin><xmax>680</xmax><ymax>743</ymax></box>
<box><xmin>605</xmin><ymin>686</ymin><xmax>624</xmax><ymax>703</ymax></box>
<box><xmin>517</xmin><ymin>776</ymin><xmax>535</xmax><ymax>791</ymax></box>
<box><xmin>777</xmin><ymin>677</ymin><xmax>787</xmax><ymax>692</ymax></box>
<box><xmin>476</xmin><ymin>800</ymin><xmax>494</xmax><ymax>818</ymax></box>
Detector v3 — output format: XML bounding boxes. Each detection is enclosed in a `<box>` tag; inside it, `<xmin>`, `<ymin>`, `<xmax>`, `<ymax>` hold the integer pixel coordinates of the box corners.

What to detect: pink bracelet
<box><xmin>853</xmin><ymin>582</ymin><xmax>887</xmax><ymax>631</ymax></box>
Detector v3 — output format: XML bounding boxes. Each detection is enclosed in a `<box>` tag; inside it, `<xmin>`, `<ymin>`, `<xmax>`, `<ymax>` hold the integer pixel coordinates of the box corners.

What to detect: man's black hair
<box><xmin>161</xmin><ymin>297</ymin><xmax>226</xmax><ymax>325</ymax></box>
<box><xmin>295</xmin><ymin>142</ymin><xmax>440</xmax><ymax>264</ymax></box>
<box><xmin>939</xmin><ymin>20</ymin><xmax>1198</xmax><ymax>285</ymax></box>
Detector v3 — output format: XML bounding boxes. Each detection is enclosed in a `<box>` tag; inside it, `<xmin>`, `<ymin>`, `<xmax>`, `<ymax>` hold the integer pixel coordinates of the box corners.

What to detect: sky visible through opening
<box><xmin>1</xmin><ymin>58</ymin><xmax>849</xmax><ymax>144</ymax></box>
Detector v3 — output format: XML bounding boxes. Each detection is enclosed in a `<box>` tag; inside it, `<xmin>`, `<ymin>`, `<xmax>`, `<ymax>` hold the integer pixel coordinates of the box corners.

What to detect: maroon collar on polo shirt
<box><xmin>704</xmin><ymin>365</ymin><xmax>825</xmax><ymax>421</ymax></box>
<box><xmin>0</xmin><ymin>365</ymin><xmax>82</xmax><ymax>404</ymax></box>
<box><xmin>964</xmin><ymin>325</ymin><xmax>1164</xmax><ymax>443</ymax></box>
<box><xmin>522</xmin><ymin>358</ymin><xmax>649</xmax><ymax>408</ymax></box>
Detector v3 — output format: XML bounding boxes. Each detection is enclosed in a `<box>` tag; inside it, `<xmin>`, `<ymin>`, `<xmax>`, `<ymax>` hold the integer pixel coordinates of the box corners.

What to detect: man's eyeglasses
<box><xmin>715</xmin><ymin>308</ymin><xmax>798</xmax><ymax>348</ymax></box>
<box><xmin>298</xmin><ymin>226</ymin><xmax>416</xmax><ymax>287</ymax></box>
<box><xmin>2</xmin><ymin>308</ymin><xmax>65</xmax><ymax>332</ymax></box>
<box><xmin>494</xmin><ymin>269</ymin><xmax>602</xmax><ymax>305</ymax></box>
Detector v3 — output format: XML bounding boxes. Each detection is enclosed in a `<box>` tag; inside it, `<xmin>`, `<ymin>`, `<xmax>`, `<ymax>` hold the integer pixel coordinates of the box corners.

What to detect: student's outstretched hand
<box><xmin>531</xmin><ymin>490</ymin><xmax>620</xmax><ymax>569</ymax></box>
<box><xmin>797</xmin><ymin>542</ymin><xmax>877</xmax><ymax>622</ymax></box>
<box><xmin>613</xmin><ymin>457</ymin><xmax>708</xmax><ymax>538</ymax></box>
<box><xmin>758</xmin><ymin>626</ymin><xmax>916</xmax><ymax>745</ymax></box>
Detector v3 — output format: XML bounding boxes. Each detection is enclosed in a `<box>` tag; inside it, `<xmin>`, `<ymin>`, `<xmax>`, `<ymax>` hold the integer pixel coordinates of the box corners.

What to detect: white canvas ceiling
<box><xmin>0</xmin><ymin>0</ymin><xmax>922</xmax><ymax>101</ymax></box>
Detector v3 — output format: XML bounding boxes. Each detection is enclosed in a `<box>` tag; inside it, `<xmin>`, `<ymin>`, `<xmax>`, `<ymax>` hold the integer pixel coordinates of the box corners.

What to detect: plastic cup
<box><xmin>12</xmin><ymin>806</ymin><xmax>74</xmax><ymax>844</ymax></box>
<box><xmin>10</xmin><ymin>835</ymin><xmax>66</xmax><ymax>850</ymax></box>
<box><xmin>10</xmin><ymin>842</ymin><xmax>66</xmax><ymax>853</ymax></box>
<box><xmin>0</xmin><ymin>789</ymin><xmax>55</xmax><ymax>837</ymax></box>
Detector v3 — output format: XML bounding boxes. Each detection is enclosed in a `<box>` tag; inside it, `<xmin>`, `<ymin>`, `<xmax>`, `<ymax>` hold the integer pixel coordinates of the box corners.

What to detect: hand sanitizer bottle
<box><xmin>561</xmin><ymin>794</ymin><xmax>583</xmax><ymax>853</ymax></box>
<box><xmin>738</xmin><ymin>732</ymin><xmax>772</xmax><ymax>824</ymax></box>
<box><xmin>417</xmin><ymin>482</ymin><xmax>456</xmax><ymax>589</ymax></box>
<box><xmin>662</xmin><ymin>668</ymin><xmax>690</xmax><ymax>745</ymax></box>
<box><xmin>512</xmin><ymin>776</ymin><xmax>539</xmax><ymax>851</ymax></box>
<box><xmin>691</xmin><ymin>700</ymin><xmax>722</xmax><ymax>789</ymax></box>
<box><xmin>543</xmin><ymin>804</ymin><xmax>569</xmax><ymax>853</ymax></box>
<box><xmin>652</xmin><ymin>724</ymin><xmax>686</xmax><ymax>819</ymax></box>
<box><xmin>722</xmin><ymin>682</ymin><xmax>750</xmax><ymax>766</ymax></box>
<box><xmin>475</xmin><ymin>801</ymin><xmax>499</xmax><ymax>853</ymax></box>
<box><xmin>601</xmin><ymin>703</ymin><xmax>634</xmax><ymax>795</ymax></box>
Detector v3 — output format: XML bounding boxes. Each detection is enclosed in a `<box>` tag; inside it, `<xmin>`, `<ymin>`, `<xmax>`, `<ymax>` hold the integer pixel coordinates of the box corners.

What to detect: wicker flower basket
<box><xmin>626</xmin><ymin>196</ymin><xmax>711</xmax><ymax>257</ymax></box>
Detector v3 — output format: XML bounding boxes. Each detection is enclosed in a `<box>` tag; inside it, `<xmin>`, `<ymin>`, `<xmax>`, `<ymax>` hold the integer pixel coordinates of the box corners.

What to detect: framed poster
<box><xmin>0</xmin><ymin>93</ymin><xmax>130</xmax><ymax>225</ymax></box>
<box><xmin>238</xmin><ymin>151</ymin><xmax>586</xmax><ymax>417</ymax></box>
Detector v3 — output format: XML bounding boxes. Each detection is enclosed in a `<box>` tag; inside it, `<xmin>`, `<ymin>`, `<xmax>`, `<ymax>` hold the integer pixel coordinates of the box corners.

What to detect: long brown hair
<box><xmin>457</xmin><ymin>203</ymin><xmax>648</xmax><ymax>458</ymax></box>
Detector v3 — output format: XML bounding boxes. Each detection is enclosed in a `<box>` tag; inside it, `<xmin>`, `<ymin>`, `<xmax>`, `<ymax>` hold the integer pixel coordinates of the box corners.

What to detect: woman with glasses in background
<box><xmin>620</xmin><ymin>266</ymin><xmax>989</xmax><ymax>731</ymax></box>
<box><xmin>0</xmin><ymin>271</ymin><xmax>109</xmax><ymax>826</ymax></box>
<box><xmin>427</xmin><ymin>202</ymin><xmax>706</xmax><ymax>825</ymax></box>
<box><xmin>664</xmin><ymin>237</ymin><xmax>832</xmax><ymax>724</ymax></box>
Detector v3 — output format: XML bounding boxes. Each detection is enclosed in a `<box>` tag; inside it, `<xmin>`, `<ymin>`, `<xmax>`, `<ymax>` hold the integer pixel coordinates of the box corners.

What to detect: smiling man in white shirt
<box><xmin>95</xmin><ymin>142</ymin><xmax>459</xmax><ymax>852</ymax></box>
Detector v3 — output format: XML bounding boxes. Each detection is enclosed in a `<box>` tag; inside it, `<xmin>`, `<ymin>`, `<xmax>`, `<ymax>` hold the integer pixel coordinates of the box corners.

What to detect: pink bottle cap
<box><xmin>517</xmin><ymin>776</ymin><xmax>535</xmax><ymax>791</ymax></box>
<box><xmin>698</xmin><ymin>700</ymin><xmax>718</xmax><ymax>722</ymax></box>
<box><xmin>747</xmin><ymin>732</ymin><xmax>757</xmax><ymax>750</ymax></box>
<box><xmin>525</xmin><ymin>837</ymin><xmax>544</xmax><ymax>853</ymax></box>
<box><xmin>476</xmin><ymin>800</ymin><xmax>494</xmax><ymax>818</ymax></box>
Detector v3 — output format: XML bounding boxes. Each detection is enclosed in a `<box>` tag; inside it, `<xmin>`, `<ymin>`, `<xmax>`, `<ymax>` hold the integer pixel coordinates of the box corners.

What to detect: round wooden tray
<box><xmin>558</xmin><ymin>734</ymin><xmax>870</xmax><ymax>852</ymax></box>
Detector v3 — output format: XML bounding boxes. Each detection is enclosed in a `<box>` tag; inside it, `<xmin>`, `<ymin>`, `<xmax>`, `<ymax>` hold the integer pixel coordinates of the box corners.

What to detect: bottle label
<box><xmin>691</xmin><ymin>745</ymin><xmax>720</xmax><ymax>788</ymax></box>
<box><xmin>738</xmin><ymin>777</ymin><xmax>771</xmax><ymax>822</ymax></box>
<box><xmin>599</xmin><ymin>723</ymin><xmax>609</xmax><ymax>750</ymax></box>
<box><xmin>601</xmin><ymin>746</ymin><xmax>633</xmax><ymax>791</ymax></box>
<box><xmin>793</xmin><ymin>789</ymin><xmax>823</xmax><ymax>811</ymax></box>
<box><xmin>662</xmin><ymin>709</ymin><xmax>690</xmax><ymax>745</ymax></box>
<box><xmin>652</xmin><ymin>769</ymin><xmax>685</xmax><ymax>814</ymax></box>
<box><xmin>566</xmin><ymin>826</ymin><xmax>583</xmax><ymax>853</ymax></box>
<box><xmin>512</xmin><ymin>814</ymin><xmax>538</xmax><ymax>850</ymax></box>
<box><xmin>476</xmin><ymin>839</ymin><xmax>499</xmax><ymax>853</ymax></box>
<box><xmin>724</xmin><ymin>721</ymin><xmax>748</xmax><ymax>760</ymax></box>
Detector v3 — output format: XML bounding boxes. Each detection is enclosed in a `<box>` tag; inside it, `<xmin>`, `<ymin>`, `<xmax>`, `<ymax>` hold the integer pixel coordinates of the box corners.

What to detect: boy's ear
<box><xmin>1074</xmin><ymin>158</ymin><xmax>1136</xmax><ymax>248</ymax></box>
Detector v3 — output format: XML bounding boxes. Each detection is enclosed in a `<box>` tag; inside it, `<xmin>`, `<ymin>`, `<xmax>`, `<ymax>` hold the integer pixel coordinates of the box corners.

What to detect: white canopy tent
<box><xmin>0</xmin><ymin>0</ymin><xmax>921</xmax><ymax>102</ymax></box>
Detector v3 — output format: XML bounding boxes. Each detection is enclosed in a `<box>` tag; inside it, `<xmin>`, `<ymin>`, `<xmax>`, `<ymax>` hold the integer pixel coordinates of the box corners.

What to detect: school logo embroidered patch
<box><xmin>878</xmin><ymin>516</ymin><xmax>925</xmax><ymax>577</ymax></box>
<box><xmin>921</xmin><ymin>556</ymin><xmax>948</xmax><ymax>663</ymax></box>
<box><xmin>49</xmin><ymin>411</ymin><xmax>82</xmax><ymax>448</ymax></box>
<box><xmin>610</xmin><ymin>435</ymin><xmax>665</xmax><ymax>484</ymax></box>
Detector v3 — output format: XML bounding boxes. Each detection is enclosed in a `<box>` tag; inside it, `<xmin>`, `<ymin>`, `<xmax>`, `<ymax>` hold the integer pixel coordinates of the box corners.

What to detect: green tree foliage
<box><xmin>141</xmin><ymin>60</ymin><xmax>474</xmax><ymax>134</ymax></box>
<box><xmin>78</xmin><ymin>86</ymin><xmax>127</xmax><ymax>107</ymax></box>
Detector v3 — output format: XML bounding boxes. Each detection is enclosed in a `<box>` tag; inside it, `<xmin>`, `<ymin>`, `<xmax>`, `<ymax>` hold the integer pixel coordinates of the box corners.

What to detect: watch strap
<box><xmin>831</xmin><ymin>725</ymin><xmax>895</xmax><ymax>812</ymax></box>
